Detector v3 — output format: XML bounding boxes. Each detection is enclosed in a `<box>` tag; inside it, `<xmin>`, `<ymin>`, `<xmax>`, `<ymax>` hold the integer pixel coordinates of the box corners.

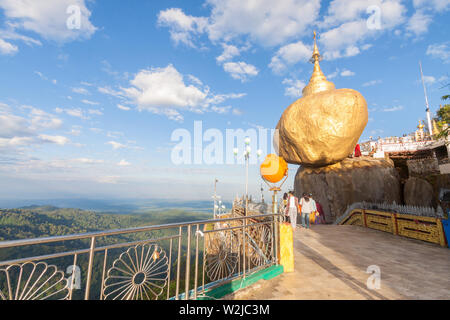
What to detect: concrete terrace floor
<box><xmin>227</xmin><ymin>225</ymin><xmax>450</xmax><ymax>300</ymax></box>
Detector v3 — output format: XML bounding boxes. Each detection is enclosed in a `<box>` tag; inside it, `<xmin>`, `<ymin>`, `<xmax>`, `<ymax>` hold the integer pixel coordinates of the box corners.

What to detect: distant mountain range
<box><xmin>0</xmin><ymin>198</ymin><xmax>232</xmax><ymax>215</ymax></box>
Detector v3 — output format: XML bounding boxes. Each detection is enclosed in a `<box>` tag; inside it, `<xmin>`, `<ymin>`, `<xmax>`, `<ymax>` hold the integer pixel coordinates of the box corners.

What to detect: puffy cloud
<box><xmin>121</xmin><ymin>64</ymin><xmax>245</xmax><ymax>121</ymax></box>
<box><xmin>117</xmin><ymin>104</ymin><xmax>131</xmax><ymax>111</ymax></box>
<box><xmin>0</xmin><ymin>38</ymin><xmax>18</xmax><ymax>55</ymax></box>
<box><xmin>406</xmin><ymin>10</ymin><xmax>432</xmax><ymax>37</ymax></box>
<box><xmin>222</xmin><ymin>61</ymin><xmax>258</xmax><ymax>81</ymax></box>
<box><xmin>117</xmin><ymin>160</ymin><xmax>131</xmax><ymax>167</ymax></box>
<box><xmin>72</xmin><ymin>87</ymin><xmax>90</xmax><ymax>95</ymax></box>
<box><xmin>318</xmin><ymin>0</ymin><xmax>406</xmax><ymax>59</ymax></box>
<box><xmin>56</xmin><ymin>107</ymin><xmax>86</xmax><ymax>119</ymax></box>
<box><xmin>158</xmin><ymin>0</ymin><xmax>320</xmax><ymax>47</ymax></box>
<box><xmin>206</xmin><ymin>0</ymin><xmax>320</xmax><ymax>46</ymax></box>
<box><xmin>38</xmin><ymin>134</ymin><xmax>69</xmax><ymax>145</ymax></box>
<box><xmin>282</xmin><ymin>78</ymin><xmax>306</xmax><ymax>98</ymax></box>
<box><xmin>157</xmin><ymin>8</ymin><xmax>208</xmax><ymax>47</ymax></box>
<box><xmin>340</xmin><ymin>69</ymin><xmax>355</xmax><ymax>77</ymax></box>
<box><xmin>269</xmin><ymin>41</ymin><xmax>311</xmax><ymax>74</ymax></box>
<box><xmin>362</xmin><ymin>79</ymin><xmax>383</xmax><ymax>87</ymax></box>
<box><xmin>216</xmin><ymin>43</ymin><xmax>240</xmax><ymax>63</ymax></box>
<box><xmin>426</xmin><ymin>42</ymin><xmax>450</xmax><ymax>64</ymax></box>
<box><xmin>0</xmin><ymin>0</ymin><xmax>96</xmax><ymax>42</ymax></box>
<box><xmin>107</xmin><ymin>141</ymin><xmax>126</xmax><ymax>150</ymax></box>
<box><xmin>81</xmin><ymin>99</ymin><xmax>99</xmax><ymax>106</ymax></box>
<box><xmin>382</xmin><ymin>105</ymin><xmax>404</xmax><ymax>112</ymax></box>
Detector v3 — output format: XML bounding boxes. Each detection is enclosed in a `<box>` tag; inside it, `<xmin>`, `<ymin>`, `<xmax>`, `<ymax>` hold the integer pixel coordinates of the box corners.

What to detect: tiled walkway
<box><xmin>228</xmin><ymin>225</ymin><xmax>450</xmax><ymax>300</ymax></box>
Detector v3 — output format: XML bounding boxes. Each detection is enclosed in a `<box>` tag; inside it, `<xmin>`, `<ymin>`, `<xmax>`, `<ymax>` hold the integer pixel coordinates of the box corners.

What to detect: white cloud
<box><xmin>406</xmin><ymin>10</ymin><xmax>432</xmax><ymax>37</ymax></box>
<box><xmin>81</xmin><ymin>99</ymin><xmax>99</xmax><ymax>106</ymax></box>
<box><xmin>117</xmin><ymin>104</ymin><xmax>131</xmax><ymax>111</ymax></box>
<box><xmin>362</xmin><ymin>79</ymin><xmax>383</xmax><ymax>87</ymax></box>
<box><xmin>422</xmin><ymin>75</ymin><xmax>436</xmax><ymax>85</ymax></box>
<box><xmin>340</xmin><ymin>69</ymin><xmax>355</xmax><ymax>77</ymax></box>
<box><xmin>38</xmin><ymin>134</ymin><xmax>69</xmax><ymax>145</ymax></box>
<box><xmin>0</xmin><ymin>38</ymin><xmax>18</xmax><ymax>55</ymax></box>
<box><xmin>206</xmin><ymin>0</ymin><xmax>321</xmax><ymax>46</ymax></box>
<box><xmin>269</xmin><ymin>41</ymin><xmax>311</xmax><ymax>74</ymax></box>
<box><xmin>413</xmin><ymin>0</ymin><xmax>450</xmax><ymax>12</ymax></box>
<box><xmin>426</xmin><ymin>42</ymin><xmax>450</xmax><ymax>64</ymax></box>
<box><xmin>327</xmin><ymin>69</ymin><xmax>339</xmax><ymax>79</ymax></box>
<box><xmin>157</xmin><ymin>8</ymin><xmax>208</xmax><ymax>47</ymax></box>
<box><xmin>216</xmin><ymin>43</ymin><xmax>240</xmax><ymax>63</ymax></box>
<box><xmin>223</xmin><ymin>61</ymin><xmax>258</xmax><ymax>81</ymax></box>
<box><xmin>72</xmin><ymin>87</ymin><xmax>90</xmax><ymax>95</ymax></box>
<box><xmin>282</xmin><ymin>78</ymin><xmax>306</xmax><ymax>98</ymax></box>
<box><xmin>0</xmin><ymin>0</ymin><xmax>97</xmax><ymax>42</ymax></box>
<box><xmin>211</xmin><ymin>105</ymin><xmax>231</xmax><ymax>114</ymax></box>
<box><xmin>56</xmin><ymin>108</ymin><xmax>86</xmax><ymax>119</ymax></box>
<box><xmin>158</xmin><ymin>1</ymin><xmax>320</xmax><ymax>47</ymax></box>
<box><xmin>121</xmin><ymin>64</ymin><xmax>245</xmax><ymax>121</ymax></box>
<box><xmin>319</xmin><ymin>0</ymin><xmax>406</xmax><ymax>59</ymax></box>
<box><xmin>383</xmin><ymin>105</ymin><xmax>404</xmax><ymax>112</ymax></box>
<box><xmin>88</xmin><ymin>109</ymin><xmax>103</xmax><ymax>116</ymax></box>
<box><xmin>117</xmin><ymin>160</ymin><xmax>131</xmax><ymax>167</ymax></box>
<box><xmin>74</xmin><ymin>158</ymin><xmax>104</xmax><ymax>164</ymax></box>
<box><xmin>107</xmin><ymin>141</ymin><xmax>126</xmax><ymax>150</ymax></box>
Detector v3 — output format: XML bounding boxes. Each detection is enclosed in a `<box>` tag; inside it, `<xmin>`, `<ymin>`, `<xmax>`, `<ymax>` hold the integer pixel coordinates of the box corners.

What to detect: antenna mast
<box><xmin>419</xmin><ymin>61</ymin><xmax>433</xmax><ymax>138</ymax></box>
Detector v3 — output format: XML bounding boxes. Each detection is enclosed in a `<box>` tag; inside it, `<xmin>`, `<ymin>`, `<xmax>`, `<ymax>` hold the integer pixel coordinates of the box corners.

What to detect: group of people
<box><xmin>282</xmin><ymin>191</ymin><xmax>325</xmax><ymax>230</ymax></box>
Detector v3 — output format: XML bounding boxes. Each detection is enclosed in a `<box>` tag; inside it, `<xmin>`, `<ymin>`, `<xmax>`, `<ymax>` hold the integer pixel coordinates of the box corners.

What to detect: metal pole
<box><xmin>69</xmin><ymin>253</ymin><xmax>78</xmax><ymax>300</ymax></box>
<box><xmin>185</xmin><ymin>225</ymin><xmax>191</xmax><ymax>300</ymax></box>
<box><xmin>166</xmin><ymin>239</ymin><xmax>173</xmax><ymax>300</ymax></box>
<box><xmin>245</xmin><ymin>153</ymin><xmax>249</xmax><ymax>216</ymax></box>
<box><xmin>84</xmin><ymin>236</ymin><xmax>96</xmax><ymax>300</ymax></box>
<box><xmin>175</xmin><ymin>226</ymin><xmax>182</xmax><ymax>300</ymax></box>
<box><xmin>419</xmin><ymin>61</ymin><xmax>433</xmax><ymax>137</ymax></box>
<box><xmin>213</xmin><ymin>178</ymin><xmax>217</xmax><ymax>218</ymax></box>
<box><xmin>242</xmin><ymin>218</ymin><xmax>246</xmax><ymax>278</ymax></box>
<box><xmin>194</xmin><ymin>224</ymin><xmax>200</xmax><ymax>300</ymax></box>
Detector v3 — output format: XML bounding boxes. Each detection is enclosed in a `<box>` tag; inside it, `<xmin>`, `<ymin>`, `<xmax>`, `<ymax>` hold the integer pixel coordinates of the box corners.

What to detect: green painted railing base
<box><xmin>197</xmin><ymin>265</ymin><xmax>284</xmax><ymax>300</ymax></box>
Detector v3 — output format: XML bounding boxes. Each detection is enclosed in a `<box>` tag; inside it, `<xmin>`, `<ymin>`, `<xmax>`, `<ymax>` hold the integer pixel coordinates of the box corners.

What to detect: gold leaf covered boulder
<box><xmin>275</xmin><ymin>33</ymin><xmax>368</xmax><ymax>167</ymax></box>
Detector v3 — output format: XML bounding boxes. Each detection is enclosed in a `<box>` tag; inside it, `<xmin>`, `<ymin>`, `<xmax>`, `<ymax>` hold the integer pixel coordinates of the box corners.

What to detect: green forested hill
<box><xmin>0</xmin><ymin>206</ymin><xmax>212</xmax><ymax>299</ymax></box>
<box><xmin>0</xmin><ymin>206</ymin><xmax>211</xmax><ymax>241</ymax></box>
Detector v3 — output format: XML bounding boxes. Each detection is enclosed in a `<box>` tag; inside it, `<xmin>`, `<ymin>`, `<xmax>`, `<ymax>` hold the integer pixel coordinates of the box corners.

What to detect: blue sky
<box><xmin>0</xmin><ymin>0</ymin><xmax>449</xmax><ymax>203</ymax></box>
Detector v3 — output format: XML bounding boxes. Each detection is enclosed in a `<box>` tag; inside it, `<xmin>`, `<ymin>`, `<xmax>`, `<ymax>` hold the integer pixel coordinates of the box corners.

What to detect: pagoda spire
<box><xmin>302</xmin><ymin>31</ymin><xmax>335</xmax><ymax>97</ymax></box>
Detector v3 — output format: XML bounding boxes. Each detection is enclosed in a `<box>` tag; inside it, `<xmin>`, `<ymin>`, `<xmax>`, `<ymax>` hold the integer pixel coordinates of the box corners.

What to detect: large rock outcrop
<box><xmin>294</xmin><ymin>157</ymin><xmax>401</xmax><ymax>223</ymax></box>
<box><xmin>276</xmin><ymin>88</ymin><xmax>368</xmax><ymax>166</ymax></box>
<box><xmin>403</xmin><ymin>177</ymin><xmax>435</xmax><ymax>208</ymax></box>
<box><xmin>274</xmin><ymin>33</ymin><xmax>368</xmax><ymax>167</ymax></box>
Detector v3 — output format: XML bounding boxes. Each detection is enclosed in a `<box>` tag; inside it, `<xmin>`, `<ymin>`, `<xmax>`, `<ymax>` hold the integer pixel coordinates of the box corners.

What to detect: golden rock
<box><xmin>275</xmin><ymin>32</ymin><xmax>368</xmax><ymax>166</ymax></box>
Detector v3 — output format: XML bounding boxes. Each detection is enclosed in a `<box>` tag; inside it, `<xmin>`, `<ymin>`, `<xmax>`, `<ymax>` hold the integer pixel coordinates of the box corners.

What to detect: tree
<box><xmin>434</xmin><ymin>95</ymin><xmax>450</xmax><ymax>139</ymax></box>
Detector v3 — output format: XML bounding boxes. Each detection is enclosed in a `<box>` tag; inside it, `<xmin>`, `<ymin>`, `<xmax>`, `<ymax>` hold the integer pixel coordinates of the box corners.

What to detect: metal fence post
<box><xmin>84</xmin><ymin>236</ymin><xmax>96</xmax><ymax>300</ymax></box>
<box><xmin>184</xmin><ymin>225</ymin><xmax>191</xmax><ymax>300</ymax></box>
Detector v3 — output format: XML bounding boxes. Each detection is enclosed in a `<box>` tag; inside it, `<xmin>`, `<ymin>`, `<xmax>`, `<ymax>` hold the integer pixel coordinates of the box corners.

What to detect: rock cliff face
<box><xmin>403</xmin><ymin>177</ymin><xmax>441</xmax><ymax>208</ymax></box>
<box><xmin>294</xmin><ymin>157</ymin><xmax>402</xmax><ymax>223</ymax></box>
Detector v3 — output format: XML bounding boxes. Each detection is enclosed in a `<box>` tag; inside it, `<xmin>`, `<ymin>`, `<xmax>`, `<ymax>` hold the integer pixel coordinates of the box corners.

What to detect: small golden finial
<box><xmin>302</xmin><ymin>31</ymin><xmax>335</xmax><ymax>97</ymax></box>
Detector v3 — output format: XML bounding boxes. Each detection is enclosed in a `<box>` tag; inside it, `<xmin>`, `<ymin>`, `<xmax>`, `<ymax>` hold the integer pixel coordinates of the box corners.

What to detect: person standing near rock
<box><xmin>300</xmin><ymin>193</ymin><xmax>315</xmax><ymax>229</ymax></box>
<box><xmin>285</xmin><ymin>191</ymin><xmax>299</xmax><ymax>229</ymax></box>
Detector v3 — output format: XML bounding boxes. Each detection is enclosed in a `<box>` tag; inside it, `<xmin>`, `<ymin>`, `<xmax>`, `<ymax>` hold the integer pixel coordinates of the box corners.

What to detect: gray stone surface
<box><xmin>227</xmin><ymin>225</ymin><xmax>450</xmax><ymax>300</ymax></box>
<box><xmin>294</xmin><ymin>158</ymin><xmax>402</xmax><ymax>223</ymax></box>
<box><xmin>403</xmin><ymin>177</ymin><xmax>434</xmax><ymax>207</ymax></box>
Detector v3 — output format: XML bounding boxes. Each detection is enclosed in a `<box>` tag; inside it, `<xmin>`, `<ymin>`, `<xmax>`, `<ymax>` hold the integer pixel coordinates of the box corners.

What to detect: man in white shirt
<box><xmin>285</xmin><ymin>191</ymin><xmax>298</xmax><ymax>230</ymax></box>
<box><xmin>300</xmin><ymin>193</ymin><xmax>316</xmax><ymax>229</ymax></box>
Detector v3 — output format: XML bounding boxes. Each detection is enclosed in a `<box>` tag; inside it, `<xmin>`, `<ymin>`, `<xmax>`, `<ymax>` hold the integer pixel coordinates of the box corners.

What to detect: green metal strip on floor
<box><xmin>197</xmin><ymin>265</ymin><xmax>284</xmax><ymax>300</ymax></box>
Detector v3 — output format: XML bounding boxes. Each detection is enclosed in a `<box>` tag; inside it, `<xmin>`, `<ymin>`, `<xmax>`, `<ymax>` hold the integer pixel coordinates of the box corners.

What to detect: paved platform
<box><xmin>227</xmin><ymin>225</ymin><xmax>450</xmax><ymax>300</ymax></box>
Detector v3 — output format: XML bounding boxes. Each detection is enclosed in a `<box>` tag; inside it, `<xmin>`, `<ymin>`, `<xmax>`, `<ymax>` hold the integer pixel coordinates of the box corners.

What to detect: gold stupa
<box><xmin>275</xmin><ymin>32</ymin><xmax>368</xmax><ymax>166</ymax></box>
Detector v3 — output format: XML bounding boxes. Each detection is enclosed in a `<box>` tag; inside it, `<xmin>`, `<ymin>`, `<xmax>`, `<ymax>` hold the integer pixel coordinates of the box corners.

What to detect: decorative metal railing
<box><xmin>0</xmin><ymin>213</ymin><xmax>281</xmax><ymax>300</ymax></box>
<box><xmin>337</xmin><ymin>206</ymin><xmax>447</xmax><ymax>247</ymax></box>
